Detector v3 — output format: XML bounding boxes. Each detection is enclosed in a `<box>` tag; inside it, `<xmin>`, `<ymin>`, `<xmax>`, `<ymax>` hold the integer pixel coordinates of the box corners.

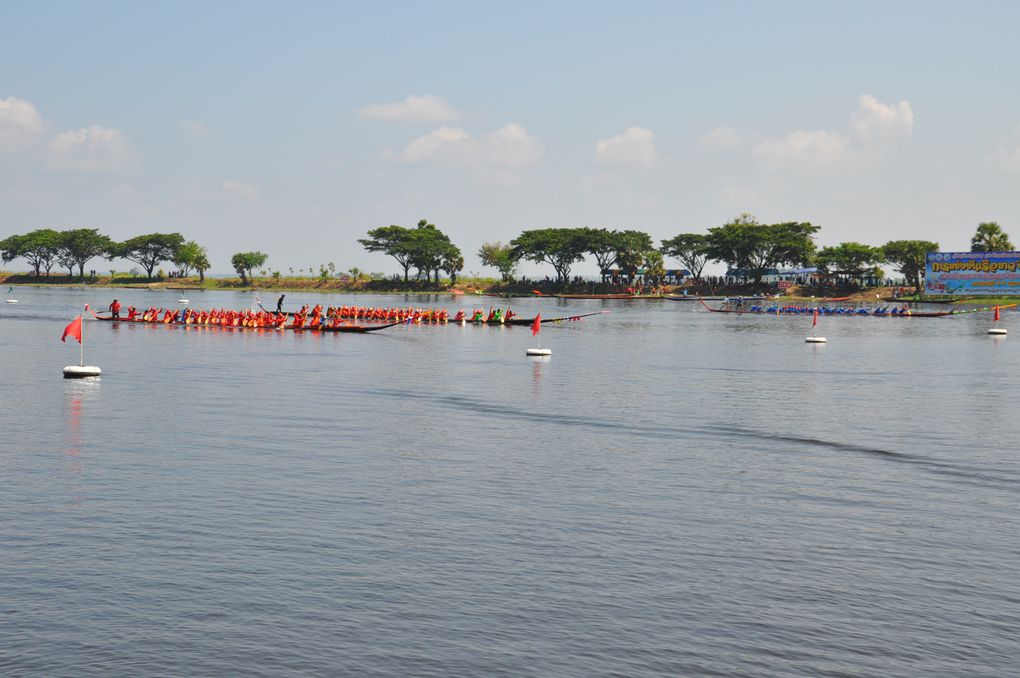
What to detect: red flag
<box><xmin>62</xmin><ymin>315</ymin><xmax>82</xmax><ymax>343</ymax></box>
<box><xmin>994</xmin><ymin>305</ymin><xmax>1001</xmax><ymax>321</ymax></box>
<box><xmin>532</xmin><ymin>290</ymin><xmax>543</xmax><ymax>296</ymax></box>
<box><xmin>812</xmin><ymin>308</ymin><xmax>818</xmax><ymax>327</ymax></box>
<box><xmin>531</xmin><ymin>314</ymin><xmax>541</xmax><ymax>335</ymax></box>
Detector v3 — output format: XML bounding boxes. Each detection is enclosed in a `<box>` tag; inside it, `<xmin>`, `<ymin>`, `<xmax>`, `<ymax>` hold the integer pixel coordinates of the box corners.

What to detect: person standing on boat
<box><xmin>276</xmin><ymin>294</ymin><xmax>285</xmax><ymax>313</ymax></box>
<box><xmin>109</xmin><ymin>299</ymin><xmax>121</xmax><ymax>319</ymax></box>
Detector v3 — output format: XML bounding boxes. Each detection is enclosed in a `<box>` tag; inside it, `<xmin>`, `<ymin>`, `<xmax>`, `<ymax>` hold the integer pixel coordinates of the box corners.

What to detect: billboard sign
<box><xmin>925</xmin><ymin>251</ymin><xmax>1020</xmax><ymax>295</ymax></box>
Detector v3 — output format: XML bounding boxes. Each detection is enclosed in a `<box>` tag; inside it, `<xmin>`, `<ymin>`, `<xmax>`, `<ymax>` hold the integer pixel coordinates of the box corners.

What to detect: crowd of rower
<box><xmin>104</xmin><ymin>300</ymin><xmax>520</xmax><ymax>327</ymax></box>
<box><xmin>727</xmin><ymin>303</ymin><xmax>917</xmax><ymax>316</ymax></box>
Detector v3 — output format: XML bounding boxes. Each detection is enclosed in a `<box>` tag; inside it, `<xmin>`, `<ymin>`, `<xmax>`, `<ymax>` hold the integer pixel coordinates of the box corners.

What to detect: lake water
<box><xmin>1</xmin><ymin>287</ymin><xmax>1017</xmax><ymax>677</ymax></box>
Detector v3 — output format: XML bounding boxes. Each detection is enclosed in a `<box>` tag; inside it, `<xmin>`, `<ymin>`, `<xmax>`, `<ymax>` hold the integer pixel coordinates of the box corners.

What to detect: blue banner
<box><xmin>925</xmin><ymin>251</ymin><xmax>1020</xmax><ymax>295</ymax></box>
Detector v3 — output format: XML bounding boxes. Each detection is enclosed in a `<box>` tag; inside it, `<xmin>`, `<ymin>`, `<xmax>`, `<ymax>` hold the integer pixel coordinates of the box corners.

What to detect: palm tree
<box><xmin>970</xmin><ymin>222</ymin><xmax>1014</xmax><ymax>252</ymax></box>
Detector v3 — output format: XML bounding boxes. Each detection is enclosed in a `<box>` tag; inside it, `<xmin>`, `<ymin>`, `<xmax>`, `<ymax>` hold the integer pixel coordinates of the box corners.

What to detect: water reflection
<box><xmin>62</xmin><ymin>378</ymin><xmax>100</xmax><ymax>501</ymax></box>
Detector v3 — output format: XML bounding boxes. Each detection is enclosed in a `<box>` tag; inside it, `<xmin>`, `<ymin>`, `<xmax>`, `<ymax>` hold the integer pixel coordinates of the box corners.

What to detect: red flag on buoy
<box><xmin>532</xmin><ymin>290</ymin><xmax>543</xmax><ymax>296</ymax></box>
<box><xmin>62</xmin><ymin>315</ymin><xmax>82</xmax><ymax>343</ymax></box>
<box><xmin>994</xmin><ymin>305</ymin><xmax>1001</xmax><ymax>321</ymax></box>
<box><xmin>531</xmin><ymin>314</ymin><xmax>541</xmax><ymax>335</ymax></box>
<box><xmin>61</xmin><ymin>305</ymin><xmax>89</xmax><ymax>343</ymax></box>
<box><xmin>812</xmin><ymin>308</ymin><xmax>818</xmax><ymax>327</ymax></box>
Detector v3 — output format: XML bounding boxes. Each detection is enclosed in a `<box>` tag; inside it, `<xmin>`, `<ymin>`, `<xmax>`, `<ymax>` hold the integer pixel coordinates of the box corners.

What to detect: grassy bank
<box><xmin>4</xmin><ymin>271</ymin><xmax>1019</xmax><ymax>304</ymax></box>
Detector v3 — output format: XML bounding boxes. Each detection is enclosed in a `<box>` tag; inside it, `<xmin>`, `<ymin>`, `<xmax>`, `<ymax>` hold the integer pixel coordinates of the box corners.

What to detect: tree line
<box><xmin>0</xmin><ymin>229</ymin><xmax>214</xmax><ymax>281</ymax></box>
<box><xmin>360</xmin><ymin>217</ymin><xmax>1013</xmax><ymax>293</ymax></box>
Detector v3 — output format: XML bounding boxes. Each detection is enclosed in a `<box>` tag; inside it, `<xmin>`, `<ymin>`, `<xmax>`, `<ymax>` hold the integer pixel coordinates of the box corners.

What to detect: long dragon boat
<box><xmin>700</xmin><ymin>300</ymin><xmax>953</xmax><ymax>318</ymax></box>
<box><xmin>459</xmin><ymin>310</ymin><xmax>609</xmax><ymax>325</ymax></box>
<box><xmin>91</xmin><ymin>311</ymin><xmax>399</xmax><ymax>333</ymax></box>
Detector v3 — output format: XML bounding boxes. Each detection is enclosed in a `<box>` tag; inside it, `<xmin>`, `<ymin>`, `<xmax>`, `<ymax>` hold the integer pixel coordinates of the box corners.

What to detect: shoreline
<box><xmin>4</xmin><ymin>273</ymin><xmax>1019</xmax><ymax>304</ymax></box>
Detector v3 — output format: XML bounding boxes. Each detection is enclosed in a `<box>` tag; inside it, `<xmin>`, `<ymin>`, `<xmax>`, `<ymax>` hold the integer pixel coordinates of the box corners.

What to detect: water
<box><xmin>2</xmin><ymin>287</ymin><xmax>1018</xmax><ymax>677</ymax></box>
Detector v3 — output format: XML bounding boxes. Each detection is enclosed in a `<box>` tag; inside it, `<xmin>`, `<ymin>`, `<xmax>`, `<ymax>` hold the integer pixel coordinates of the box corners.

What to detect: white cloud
<box><xmin>851</xmin><ymin>94</ymin><xmax>914</xmax><ymax>142</ymax></box>
<box><xmin>399</xmin><ymin>126</ymin><xmax>471</xmax><ymax>163</ymax></box>
<box><xmin>699</xmin><ymin>126</ymin><xmax>744</xmax><ymax>148</ymax></box>
<box><xmin>0</xmin><ymin>96</ymin><xmax>44</xmax><ymax>150</ymax></box>
<box><xmin>751</xmin><ymin>130</ymin><xmax>849</xmax><ymax>165</ymax></box>
<box><xmin>48</xmin><ymin>126</ymin><xmax>131</xmax><ymax>171</ymax></box>
<box><xmin>360</xmin><ymin>94</ymin><xmax>461</xmax><ymax>123</ymax></box>
<box><xmin>596</xmin><ymin>127</ymin><xmax>657</xmax><ymax>168</ymax></box>
<box><xmin>222</xmin><ymin>179</ymin><xmax>262</xmax><ymax>201</ymax></box>
<box><xmin>398</xmin><ymin>123</ymin><xmax>542</xmax><ymax>169</ymax></box>
<box><xmin>179</xmin><ymin>120</ymin><xmax>209</xmax><ymax>136</ymax></box>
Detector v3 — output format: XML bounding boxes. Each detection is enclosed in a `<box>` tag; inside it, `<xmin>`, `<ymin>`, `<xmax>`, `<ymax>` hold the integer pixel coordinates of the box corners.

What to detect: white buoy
<box><xmin>63</xmin><ymin>365</ymin><xmax>101</xmax><ymax>378</ymax></box>
<box><xmin>5</xmin><ymin>299</ymin><xmax>17</xmax><ymax>304</ymax></box>
<box><xmin>61</xmin><ymin>305</ymin><xmax>101</xmax><ymax>378</ymax></box>
<box><xmin>526</xmin><ymin>347</ymin><xmax>552</xmax><ymax>356</ymax></box>
<box><xmin>178</xmin><ymin>299</ymin><xmax>189</xmax><ymax>304</ymax></box>
<box><xmin>988</xmin><ymin>328</ymin><xmax>1007</xmax><ymax>335</ymax></box>
<box><xmin>806</xmin><ymin>308</ymin><xmax>825</xmax><ymax>343</ymax></box>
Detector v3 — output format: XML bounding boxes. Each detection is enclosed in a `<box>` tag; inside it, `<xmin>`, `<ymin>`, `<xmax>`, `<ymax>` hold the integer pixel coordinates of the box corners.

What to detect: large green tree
<box><xmin>614</xmin><ymin>230</ymin><xmax>654</xmax><ymax>282</ymax></box>
<box><xmin>406</xmin><ymin>219</ymin><xmax>457</xmax><ymax>284</ymax></box>
<box><xmin>815</xmin><ymin>242</ymin><xmax>882</xmax><ymax>281</ymax></box>
<box><xmin>478</xmin><ymin>241</ymin><xmax>519</xmax><ymax>282</ymax></box>
<box><xmin>584</xmin><ymin>227</ymin><xmax>621</xmax><ymax>274</ymax></box>
<box><xmin>58</xmin><ymin>228</ymin><xmax>114</xmax><ymax>278</ymax></box>
<box><xmin>970</xmin><ymin>222</ymin><xmax>1014</xmax><ymax>252</ymax></box>
<box><xmin>882</xmin><ymin>240</ymin><xmax>939</xmax><ymax>294</ymax></box>
<box><xmin>231</xmin><ymin>251</ymin><xmax>268</xmax><ymax>284</ymax></box>
<box><xmin>173</xmin><ymin>240</ymin><xmax>207</xmax><ymax>277</ymax></box>
<box><xmin>510</xmin><ymin>228</ymin><xmax>588</xmax><ymax>283</ymax></box>
<box><xmin>0</xmin><ymin>229</ymin><xmax>62</xmax><ymax>276</ymax></box>
<box><xmin>660</xmin><ymin>233</ymin><xmax>710</xmax><ymax>281</ymax></box>
<box><xmin>112</xmin><ymin>232</ymin><xmax>185</xmax><ymax>279</ymax></box>
<box><xmin>358</xmin><ymin>225</ymin><xmax>415</xmax><ymax>282</ymax></box>
<box><xmin>706</xmin><ymin>214</ymin><xmax>819</xmax><ymax>287</ymax></box>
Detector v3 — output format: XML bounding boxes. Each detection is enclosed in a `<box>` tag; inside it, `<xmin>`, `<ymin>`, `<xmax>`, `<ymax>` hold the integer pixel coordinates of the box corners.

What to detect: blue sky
<box><xmin>2</xmin><ymin>1</ymin><xmax>1019</xmax><ymax>276</ymax></box>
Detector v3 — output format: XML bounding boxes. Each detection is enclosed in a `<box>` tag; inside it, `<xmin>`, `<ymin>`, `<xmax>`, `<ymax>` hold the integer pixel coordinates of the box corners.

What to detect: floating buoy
<box><xmin>526</xmin><ymin>348</ymin><xmax>552</xmax><ymax>356</ymax></box>
<box><xmin>5</xmin><ymin>299</ymin><xmax>17</xmax><ymax>304</ymax></box>
<box><xmin>805</xmin><ymin>336</ymin><xmax>827</xmax><ymax>343</ymax></box>
<box><xmin>63</xmin><ymin>365</ymin><xmax>101</xmax><ymax>379</ymax></box>
<box><xmin>178</xmin><ymin>299</ymin><xmax>189</xmax><ymax>304</ymax></box>
<box><xmin>988</xmin><ymin>328</ymin><xmax>1007</xmax><ymax>335</ymax></box>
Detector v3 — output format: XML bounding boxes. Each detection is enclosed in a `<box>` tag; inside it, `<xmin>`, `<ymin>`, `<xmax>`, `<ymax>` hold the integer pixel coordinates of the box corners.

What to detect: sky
<box><xmin>2</xmin><ymin>1</ymin><xmax>1019</xmax><ymax>277</ymax></box>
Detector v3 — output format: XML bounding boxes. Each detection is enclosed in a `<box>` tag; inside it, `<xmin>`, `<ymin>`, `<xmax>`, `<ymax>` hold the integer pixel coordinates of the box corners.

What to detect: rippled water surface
<box><xmin>2</xmin><ymin>287</ymin><xmax>1018</xmax><ymax>677</ymax></box>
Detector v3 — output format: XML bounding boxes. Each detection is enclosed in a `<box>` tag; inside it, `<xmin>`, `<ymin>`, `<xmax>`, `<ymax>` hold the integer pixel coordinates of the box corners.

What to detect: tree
<box><xmin>193</xmin><ymin>251</ymin><xmax>210</xmax><ymax>282</ymax></box>
<box><xmin>882</xmin><ymin>240</ymin><xmax>939</xmax><ymax>295</ymax></box>
<box><xmin>584</xmin><ymin>227</ymin><xmax>621</xmax><ymax>275</ymax></box>
<box><xmin>440</xmin><ymin>245</ymin><xmax>464</xmax><ymax>284</ymax></box>
<box><xmin>970</xmin><ymin>222</ymin><xmax>1014</xmax><ymax>252</ymax></box>
<box><xmin>231</xmin><ymin>251</ymin><xmax>268</xmax><ymax>284</ymax></box>
<box><xmin>58</xmin><ymin>228</ymin><xmax>113</xmax><ymax>278</ymax></box>
<box><xmin>815</xmin><ymin>242</ymin><xmax>881</xmax><ymax>282</ymax></box>
<box><xmin>615</xmin><ymin>230</ymin><xmax>654</xmax><ymax>282</ymax></box>
<box><xmin>406</xmin><ymin>219</ymin><xmax>455</xmax><ymax>284</ymax></box>
<box><xmin>358</xmin><ymin>225</ymin><xmax>415</xmax><ymax>282</ymax></box>
<box><xmin>510</xmin><ymin>228</ymin><xmax>588</xmax><ymax>283</ymax></box>
<box><xmin>705</xmin><ymin>214</ymin><xmax>819</xmax><ymax>288</ymax></box>
<box><xmin>112</xmin><ymin>232</ymin><xmax>185</xmax><ymax>279</ymax></box>
<box><xmin>478</xmin><ymin>241</ymin><xmax>519</xmax><ymax>281</ymax></box>
<box><xmin>0</xmin><ymin>229</ymin><xmax>62</xmax><ymax>276</ymax></box>
<box><xmin>660</xmin><ymin>233</ymin><xmax>709</xmax><ymax>281</ymax></box>
<box><xmin>174</xmin><ymin>240</ymin><xmax>206</xmax><ymax>277</ymax></box>
<box><xmin>643</xmin><ymin>249</ymin><xmax>666</xmax><ymax>285</ymax></box>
